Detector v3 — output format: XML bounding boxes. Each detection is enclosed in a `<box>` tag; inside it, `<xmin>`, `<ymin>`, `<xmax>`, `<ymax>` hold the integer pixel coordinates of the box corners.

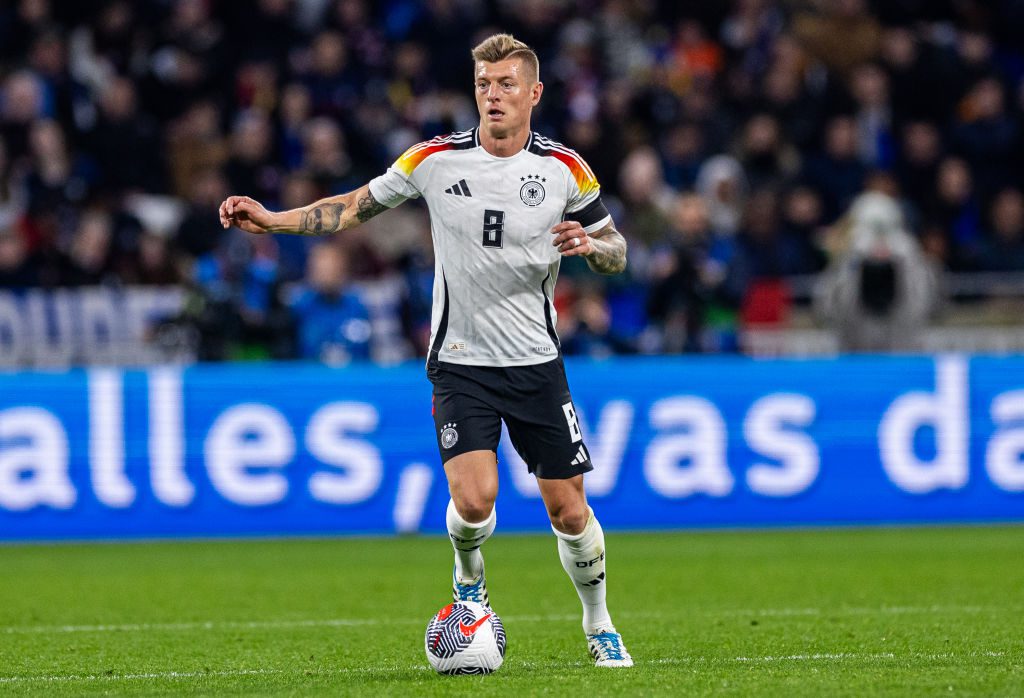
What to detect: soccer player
<box><xmin>218</xmin><ymin>34</ymin><xmax>632</xmax><ymax>668</ymax></box>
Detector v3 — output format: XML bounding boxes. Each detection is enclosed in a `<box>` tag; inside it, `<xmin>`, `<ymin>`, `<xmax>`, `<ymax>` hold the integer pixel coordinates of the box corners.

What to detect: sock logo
<box><xmin>441</xmin><ymin>423</ymin><xmax>459</xmax><ymax>449</ymax></box>
<box><xmin>449</xmin><ymin>532</ymin><xmax>486</xmax><ymax>550</ymax></box>
<box><xmin>575</xmin><ymin>552</ymin><xmax>605</xmax><ymax>568</ymax></box>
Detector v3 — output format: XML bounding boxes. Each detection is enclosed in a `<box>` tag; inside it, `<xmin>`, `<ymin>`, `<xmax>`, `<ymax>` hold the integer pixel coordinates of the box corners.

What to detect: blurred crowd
<box><xmin>2</xmin><ymin>0</ymin><xmax>1024</xmax><ymax>362</ymax></box>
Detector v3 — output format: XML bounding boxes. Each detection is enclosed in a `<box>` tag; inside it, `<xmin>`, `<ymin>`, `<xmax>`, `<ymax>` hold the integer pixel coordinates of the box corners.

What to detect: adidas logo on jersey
<box><xmin>570</xmin><ymin>444</ymin><xmax>588</xmax><ymax>466</ymax></box>
<box><xmin>444</xmin><ymin>179</ymin><xmax>472</xmax><ymax>197</ymax></box>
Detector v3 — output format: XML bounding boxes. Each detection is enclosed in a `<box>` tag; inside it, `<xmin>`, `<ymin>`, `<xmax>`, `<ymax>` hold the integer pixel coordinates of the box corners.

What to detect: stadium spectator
<box><xmin>927</xmin><ymin>156</ymin><xmax>983</xmax><ymax>269</ymax></box>
<box><xmin>617</xmin><ymin>146</ymin><xmax>673</xmax><ymax>248</ymax></box>
<box><xmin>949</xmin><ymin>29</ymin><xmax>998</xmax><ymax>100</ymax></box>
<box><xmin>288</xmin><ymin>242</ymin><xmax>371</xmax><ymax>364</ymax></box>
<box><xmin>756</xmin><ymin>41</ymin><xmax>822</xmax><ymax>151</ymax></box>
<box><xmin>23</xmin><ymin>119</ymin><xmax>87</xmax><ymax>224</ymax></box>
<box><xmin>68</xmin><ymin>1</ymin><xmax>140</xmax><ymax>87</ymax></box>
<box><xmin>0</xmin><ymin>0</ymin><xmax>55</xmax><ymax>66</ymax></box>
<box><xmin>0</xmin><ymin>137</ymin><xmax>22</xmax><ymax>231</ymax></box>
<box><xmin>719</xmin><ymin>0</ymin><xmax>784</xmax><ymax>76</ymax></box>
<box><xmin>724</xmin><ymin>189</ymin><xmax>822</xmax><ymax>327</ymax></box>
<box><xmin>778</xmin><ymin>186</ymin><xmax>828</xmax><ymax>274</ymax></box>
<box><xmin>848</xmin><ymin>62</ymin><xmax>894</xmax><ymax>168</ymax></box>
<box><xmin>815</xmin><ymin>191</ymin><xmax>940</xmax><ymax>352</ymax></box>
<box><xmin>646</xmin><ymin>193</ymin><xmax>733</xmax><ymax>353</ymax></box>
<box><xmin>191</xmin><ymin>228</ymin><xmax>291</xmax><ymax>360</ymax></box>
<box><xmin>118</xmin><ymin>230</ymin><xmax>182</xmax><ymax>286</ymax></box>
<box><xmin>735</xmin><ymin>112</ymin><xmax>799</xmax><ymax>190</ymax></box>
<box><xmin>301</xmin><ymin>116</ymin><xmax>362</xmax><ymax>195</ymax></box>
<box><xmin>84</xmin><ymin>76</ymin><xmax>165</xmax><ymax>195</ymax></box>
<box><xmin>27</xmin><ymin>30</ymin><xmax>77</xmax><ymax>129</ymax></box>
<box><xmin>61</xmin><ymin>209</ymin><xmax>116</xmax><ymax>286</ymax></box>
<box><xmin>895</xmin><ymin>120</ymin><xmax>943</xmax><ymax>210</ymax></box>
<box><xmin>222</xmin><ymin>0</ymin><xmax>298</xmax><ymax>66</ymax></box>
<box><xmin>175</xmin><ymin>168</ymin><xmax>230</xmax><ymax>258</ymax></box>
<box><xmin>950</xmin><ymin>76</ymin><xmax>1019</xmax><ymax>198</ymax></box>
<box><xmin>406</xmin><ymin>0</ymin><xmax>479</xmax><ymax>92</ymax></box>
<box><xmin>559</xmin><ymin>287</ymin><xmax>636</xmax><ymax>359</ymax></box>
<box><xmin>278</xmin><ymin>82</ymin><xmax>314</xmax><ymax>171</ymax></box>
<box><xmin>302</xmin><ymin>30</ymin><xmax>360</xmax><ymax>120</ymax></box>
<box><xmin>658</xmin><ymin>121</ymin><xmax>705</xmax><ymax>190</ymax></box>
<box><xmin>324</xmin><ymin>0</ymin><xmax>388</xmax><ymax>76</ymax></box>
<box><xmin>695</xmin><ymin>154</ymin><xmax>748</xmax><ymax>237</ymax></box>
<box><xmin>167</xmin><ymin>100</ymin><xmax>229</xmax><ymax>199</ymax></box>
<box><xmin>801</xmin><ymin>116</ymin><xmax>867</xmax><ymax>222</ymax></box>
<box><xmin>224</xmin><ymin>109</ymin><xmax>281</xmax><ymax>207</ymax></box>
<box><xmin>1</xmin><ymin>70</ymin><xmax>47</xmax><ymax>162</ymax></box>
<box><xmin>0</xmin><ymin>224</ymin><xmax>37</xmax><ymax>287</ymax></box>
<box><xmin>791</xmin><ymin>0</ymin><xmax>882</xmax><ymax>78</ymax></box>
<box><xmin>877</xmin><ymin>25</ymin><xmax>945</xmax><ymax>120</ymax></box>
<box><xmin>667</xmin><ymin>19</ymin><xmax>724</xmax><ymax>87</ymax></box>
<box><xmin>975</xmin><ymin>188</ymin><xmax>1024</xmax><ymax>272</ymax></box>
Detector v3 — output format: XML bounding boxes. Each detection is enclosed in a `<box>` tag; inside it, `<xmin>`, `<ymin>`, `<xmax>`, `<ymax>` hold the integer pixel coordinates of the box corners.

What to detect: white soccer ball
<box><xmin>424</xmin><ymin>601</ymin><xmax>506</xmax><ymax>674</ymax></box>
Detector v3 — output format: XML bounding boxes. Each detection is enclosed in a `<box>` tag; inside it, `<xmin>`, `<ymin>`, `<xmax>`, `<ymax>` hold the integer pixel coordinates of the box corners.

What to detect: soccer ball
<box><xmin>424</xmin><ymin>601</ymin><xmax>506</xmax><ymax>674</ymax></box>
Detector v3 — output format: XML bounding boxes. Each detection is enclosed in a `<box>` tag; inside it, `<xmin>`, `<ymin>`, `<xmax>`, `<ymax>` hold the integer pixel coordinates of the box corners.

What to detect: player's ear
<box><xmin>531</xmin><ymin>81</ymin><xmax>543</xmax><ymax>106</ymax></box>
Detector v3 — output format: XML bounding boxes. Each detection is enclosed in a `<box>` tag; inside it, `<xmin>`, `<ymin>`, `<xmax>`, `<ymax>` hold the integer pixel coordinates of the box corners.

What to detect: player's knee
<box><xmin>549</xmin><ymin>504</ymin><xmax>588</xmax><ymax>536</ymax></box>
<box><xmin>452</xmin><ymin>496</ymin><xmax>495</xmax><ymax>524</ymax></box>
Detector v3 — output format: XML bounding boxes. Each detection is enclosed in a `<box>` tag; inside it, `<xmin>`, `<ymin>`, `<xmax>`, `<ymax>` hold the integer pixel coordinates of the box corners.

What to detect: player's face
<box><xmin>474</xmin><ymin>58</ymin><xmax>542</xmax><ymax>138</ymax></box>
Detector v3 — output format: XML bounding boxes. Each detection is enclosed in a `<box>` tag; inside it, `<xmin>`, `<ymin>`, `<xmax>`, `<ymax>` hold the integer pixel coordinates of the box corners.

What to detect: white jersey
<box><xmin>369</xmin><ymin>128</ymin><xmax>611</xmax><ymax>367</ymax></box>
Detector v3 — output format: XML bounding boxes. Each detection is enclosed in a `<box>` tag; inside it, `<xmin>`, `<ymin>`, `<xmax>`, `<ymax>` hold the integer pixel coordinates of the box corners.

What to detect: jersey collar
<box><xmin>472</xmin><ymin>127</ymin><xmax>536</xmax><ymax>152</ymax></box>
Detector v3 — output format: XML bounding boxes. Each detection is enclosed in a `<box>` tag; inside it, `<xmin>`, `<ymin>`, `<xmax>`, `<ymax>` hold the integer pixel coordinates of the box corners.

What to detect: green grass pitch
<box><xmin>1</xmin><ymin>526</ymin><xmax>1022</xmax><ymax>696</ymax></box>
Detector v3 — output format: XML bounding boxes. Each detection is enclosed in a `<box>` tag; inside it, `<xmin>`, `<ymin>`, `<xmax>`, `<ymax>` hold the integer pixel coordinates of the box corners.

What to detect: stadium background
<box><xmin>1</xmin><ymin>0</ymin><xmax>1023</xmax><ymax>537</ymax></box>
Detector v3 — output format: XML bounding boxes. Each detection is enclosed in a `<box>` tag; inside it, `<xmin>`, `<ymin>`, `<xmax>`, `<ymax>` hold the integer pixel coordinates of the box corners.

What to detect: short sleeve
<box><xmin>563</xmin><ymin>153</ymin><xmax>612</xmax><ymax>233</ymax></box>
<box><xmin>370</xmin><ymin>137</ymin><xmax>457</xmax><ymax>207</ymax></box>
<box><xmin>368</xmin><ymin>167</ymin><xmax>420</xmax><ymax>208</ymax></box>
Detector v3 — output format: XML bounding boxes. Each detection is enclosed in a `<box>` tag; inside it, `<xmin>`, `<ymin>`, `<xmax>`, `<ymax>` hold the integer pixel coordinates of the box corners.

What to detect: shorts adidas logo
<box><xmin>570</xmin><ymin>444</ymin><xmax>588</xmax><ymax>466</ymax></box>
<box><xmin>444</xmin><ymin>179</ymin><xmax>472</xmax><ymax>197</ymax></box>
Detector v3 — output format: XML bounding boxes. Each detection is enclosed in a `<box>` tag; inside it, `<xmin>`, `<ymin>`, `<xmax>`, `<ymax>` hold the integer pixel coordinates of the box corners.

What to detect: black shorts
<box><xmin>427</xmin><ymin>358</ymin><xmax>593</xmax><ymax>480</ymax></box>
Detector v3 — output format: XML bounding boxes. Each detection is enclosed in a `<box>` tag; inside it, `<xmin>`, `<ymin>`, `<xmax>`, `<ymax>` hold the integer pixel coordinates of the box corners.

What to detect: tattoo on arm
<box><xmin>300</xmin><ymin>203</ymin><xmax>347</xmax><ymax>236</ymax></box>
<box><xmin>585</xmin><ymin>223</ymin><xmax>628</xmax><ymax>274</ymax></box>
<box><xmin>356</xmin><ymin>191</ymin><xmax>388</xmax><ymax>222</ymax></box>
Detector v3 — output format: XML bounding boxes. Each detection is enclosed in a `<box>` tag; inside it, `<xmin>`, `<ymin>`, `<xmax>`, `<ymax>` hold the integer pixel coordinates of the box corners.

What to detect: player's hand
<box><xmin>218</xmin><ymin>195</ymin><xmax>278</xmax><ymax>234</ymax></box>
<box><xmin>551</xmin><ymin>221</ymin><xmax>594</xmax><ymax>257</ymax></box>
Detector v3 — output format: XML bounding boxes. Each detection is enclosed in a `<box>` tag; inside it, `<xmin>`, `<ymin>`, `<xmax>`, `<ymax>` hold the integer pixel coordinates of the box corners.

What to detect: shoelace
<box><xmin>455</xmin><ymin>578</ymin><xmax>485</xmax><ymax>603</ymax></box>
<box><xmin>590</xmin><ymin>632</ymin><xmax>624</xmax><ymax>660</ymax></box>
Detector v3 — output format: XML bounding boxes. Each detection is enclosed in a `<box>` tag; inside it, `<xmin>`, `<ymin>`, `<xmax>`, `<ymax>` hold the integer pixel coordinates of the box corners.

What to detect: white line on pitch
<box><xmin>717</xmin><ymin>604</ymin><xmax>1011</xmax><ymax>617</ymax></box>
<box><xmin>0</xmin><ymin>652</ymin><xmax>1011</xmax><ymax>685</ymax></box>
<box><xmin>0</xmin><ymin>614</ymin><xmax>581</xmax><ymax>635</ymax></box>
<box><xmin>1</xmin><ymin>605</ymin><xmax>1009</xmax><ymax>636</ymax></box>
<box><xmin>0</xmin><ymin>669</ymin><xmax>284</xmax><ymax>685</ymax></box>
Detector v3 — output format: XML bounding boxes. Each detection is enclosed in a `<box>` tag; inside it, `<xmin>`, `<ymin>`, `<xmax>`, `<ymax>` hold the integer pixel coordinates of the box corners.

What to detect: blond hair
<box><xmin>471</xmin><ymin>33</ymin><xmax>540</xmax><ymax>83</ymax></box>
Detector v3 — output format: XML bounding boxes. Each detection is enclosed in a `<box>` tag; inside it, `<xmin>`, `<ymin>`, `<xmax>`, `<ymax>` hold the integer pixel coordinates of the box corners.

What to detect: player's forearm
<box><xmin>263</xmin><ymin>193</ymin><xmax>355</xmax><ymax>236</ymax></box>
<box><xmin>585</xmin><ymin>228</ymin><xmax>628</xmax><ymax>274</ymax></box>
<box><xmin>267</xmin><ymin>187</ymin><xmax>386</xmax><ymax>236</ymax></box>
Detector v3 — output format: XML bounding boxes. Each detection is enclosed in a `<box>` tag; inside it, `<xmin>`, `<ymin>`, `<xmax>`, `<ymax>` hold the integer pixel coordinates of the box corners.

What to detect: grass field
<box><xmin>1</xmin><ymin>526</ymin><xmax>1022</xmax><ymax>696</ymax></box>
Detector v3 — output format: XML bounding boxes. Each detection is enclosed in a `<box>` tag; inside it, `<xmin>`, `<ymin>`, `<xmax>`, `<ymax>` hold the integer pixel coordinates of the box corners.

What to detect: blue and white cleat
<box><xmin>451</xmin><ymin>567</ymin><xmax>489</xmax><ymax>607</ymax></box>
<box><xmin>587</xmin><ymin>628</ymin><xmax>633</xmax><ymax>667</ymax></box>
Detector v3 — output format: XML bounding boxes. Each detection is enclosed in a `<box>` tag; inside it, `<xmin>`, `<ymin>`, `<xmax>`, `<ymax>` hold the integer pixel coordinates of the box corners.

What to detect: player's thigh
<box><xmin>503</xmin><ymin>359</ymin><xmax>594</xmax><ymax>480</ymax></box>
<box><xmin>444</xmin><ymin>450</ymin><xmax>499</xmax><ymax>522</ymax></box>
<box><xmin>431</xmin><ymin>367</ymin><xmax>502</xmax><ymax>519</ymax></box>
<box><xmin>431</xmin><ymin>368</ymin><xmax>503</xmax><ymax>463</ymax></box>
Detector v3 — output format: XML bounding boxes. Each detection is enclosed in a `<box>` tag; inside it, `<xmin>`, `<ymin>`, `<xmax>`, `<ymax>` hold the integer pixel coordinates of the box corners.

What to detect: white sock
<box><xmin>446</xmin><ymin>499</ymin><xmax>495</xmax><ymax>583</ymax></box>
<box><xmin>553</xmin><ymin>508</ymin><xmax>614</xmax><ymax>634</ymax></box>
